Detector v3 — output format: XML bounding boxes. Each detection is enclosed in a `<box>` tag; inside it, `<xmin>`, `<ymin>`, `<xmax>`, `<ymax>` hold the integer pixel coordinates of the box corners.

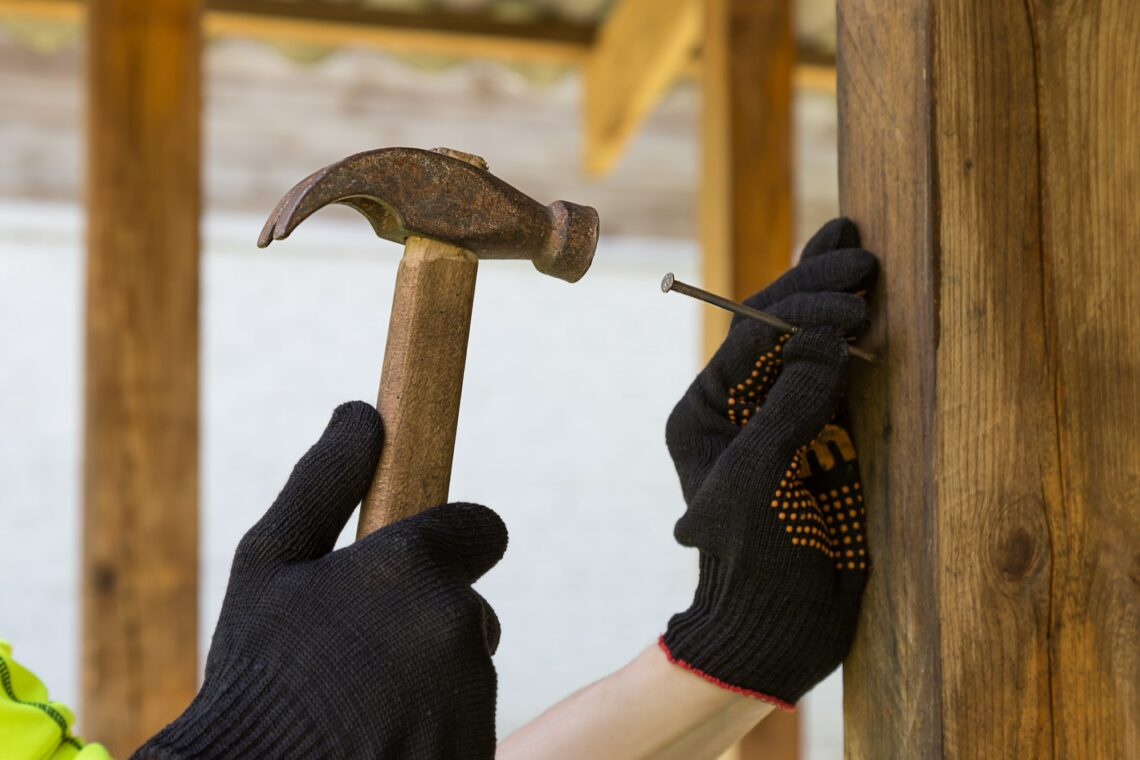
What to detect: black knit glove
<box><xmin>133</xmin><ymin>401</ymin><xmax>507</xmax><ymax>760</ymax></box>
<box><xmin>660</xmin><ymin>218</ymin><xmax>877</xmax><ymax>709</ymax></box>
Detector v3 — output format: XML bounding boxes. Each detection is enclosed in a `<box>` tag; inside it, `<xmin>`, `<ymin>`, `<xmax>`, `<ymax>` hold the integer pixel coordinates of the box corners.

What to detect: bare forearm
<box><xmin>498</xmin><ymin>643</ymin><xmax>774</xmax><ymax>760</ymax></box>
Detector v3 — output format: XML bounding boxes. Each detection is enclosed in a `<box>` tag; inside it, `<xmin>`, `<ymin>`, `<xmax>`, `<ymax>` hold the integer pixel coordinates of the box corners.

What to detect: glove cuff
<box><xmin>662</xmin><ymin>553</ymin><xmax>840</xmax><ymax>707</ymax></box>
<box><xmin>657</xmin><ymin>636</ymin><xmax>795</xmax><ymax>711</ymax></box>
<box><xmin>130</xmin><ymin>655</ymin><xmax>333</xmax><ymax>760</ymax></box>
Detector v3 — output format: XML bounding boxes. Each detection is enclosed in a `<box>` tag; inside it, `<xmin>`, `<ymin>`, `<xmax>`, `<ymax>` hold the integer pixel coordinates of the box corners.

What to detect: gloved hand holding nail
<box><xmin>660</xmin><ymin>217</ymin><xmax>877</xmax><ymax>708</ymax></box>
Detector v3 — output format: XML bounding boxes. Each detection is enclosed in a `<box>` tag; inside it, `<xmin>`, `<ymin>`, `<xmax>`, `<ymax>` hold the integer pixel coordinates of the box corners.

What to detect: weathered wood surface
<box><xmin>839</xmin><ymin>0</ymin><xmax>1140</xmax><ymax>757</ymax></box>
<box><xmin>1033</xmin><ymin>2</ymin><xmax>1140</xmax><ymax>754</ymax></box>
<box><xmin>702</xmin><ymin>1</ymin><xmax>800</xmax><ymax>758</ymax></box>
<box><xmin>82</xmin><ymin>0</ymin><xmax>201</xmax><ymax>754</ymax></box>
<box><xmin>836</xmin><ymin>1</ymin><xmax>941</xmax><ymax>755</ymax></box>
<box><xmin>358</xmin><ymin>236</ymin><xmax>478</xmax><ymax>536</ymax></box>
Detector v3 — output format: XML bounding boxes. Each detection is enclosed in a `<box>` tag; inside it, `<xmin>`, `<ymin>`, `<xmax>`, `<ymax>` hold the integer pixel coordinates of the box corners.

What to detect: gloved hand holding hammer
<box><xmin>133</xmin><ymin>403</ymin><xmax>507</xmax><ymax>760</ymax></box>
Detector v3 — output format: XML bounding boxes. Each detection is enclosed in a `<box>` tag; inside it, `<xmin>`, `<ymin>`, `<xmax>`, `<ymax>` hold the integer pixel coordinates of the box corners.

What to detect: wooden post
<box><xmin>83</xmin><ymin>0</ymin><xmax>201</xmax><ymax>754</ymax></box>
<box><xmin>702</xmin><ymin>1</ymin><xmax>800</xmax><ymax>758</ymax></box>
<box><xmin>839</xmin><ymin>0</ymin><xmax>1140</xmax><ymax>757</ymax></box>
<box><xmin>700</xmin><ymin>0</ymin><xmax>795</xmax><ymax>361</ymax></box>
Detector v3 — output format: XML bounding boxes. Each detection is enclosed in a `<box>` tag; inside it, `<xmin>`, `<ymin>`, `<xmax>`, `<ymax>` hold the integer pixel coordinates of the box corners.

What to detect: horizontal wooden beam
<box><xmin>0</xmin><ymin>0</ymin><xmax>837</xmax><ymax>85</ymax></box>
<box><xmin>206</xmin><ymin>0</ymin><xmax>594</xmax><ymax>65</ymax></box>
<box><xmin>0</xmin><ymin>0</ymin><xmax>595</xmax><ymax>65</ymax></box>
<box><xmin>1</xmin><ymin>0</ymin><xmax>836</xmax><ymax>179</ymax></box>
<box><xmin>0</xmin><ymin>0</ymin><xmax>79</xmax><ymax>21</ymax></box>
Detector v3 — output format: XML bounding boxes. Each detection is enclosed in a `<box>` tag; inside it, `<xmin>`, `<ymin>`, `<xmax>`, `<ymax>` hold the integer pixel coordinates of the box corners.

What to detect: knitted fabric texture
<box><xmin>133</xmin><ymin>402</ymin><xmax>507</xmax><ymax>760</ymax></box>
<box><xmin>663</xmin><ymin>218</ymin><xmax>876</xmax><ymax>707</ymax></box>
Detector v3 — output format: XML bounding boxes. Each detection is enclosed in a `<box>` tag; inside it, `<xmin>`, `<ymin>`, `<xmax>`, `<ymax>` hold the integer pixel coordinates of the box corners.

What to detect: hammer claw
<box><xmin>257</xmin><ymin>165</ymin><xmax>326</xmax><ymax>248</ymax></box>
<box><xmin>257</xmin><ymin>147</ymin><xmax>598</xmax><ymax>283</ymax></box>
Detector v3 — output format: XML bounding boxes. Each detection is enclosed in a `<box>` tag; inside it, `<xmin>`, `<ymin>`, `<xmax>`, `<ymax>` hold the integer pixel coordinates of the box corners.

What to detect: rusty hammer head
<box><xmin>257</xmin><ymin>147</ymin><xmax>599</xmax><ymax>282</ymax></box>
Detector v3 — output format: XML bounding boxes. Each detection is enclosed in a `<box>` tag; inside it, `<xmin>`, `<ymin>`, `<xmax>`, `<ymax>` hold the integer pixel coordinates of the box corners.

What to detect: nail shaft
<box><xmin>660</xmin><ymin>273</ymin><xmax>877</xmax><ymax>363</ymax></box>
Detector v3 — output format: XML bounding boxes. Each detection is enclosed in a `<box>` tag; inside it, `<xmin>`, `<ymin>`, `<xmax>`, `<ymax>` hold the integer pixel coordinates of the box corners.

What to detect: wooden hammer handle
<box><xmin>357</xmin><ymin>235</ymin><xmax>479</xmax><ymax>537</ymax></box>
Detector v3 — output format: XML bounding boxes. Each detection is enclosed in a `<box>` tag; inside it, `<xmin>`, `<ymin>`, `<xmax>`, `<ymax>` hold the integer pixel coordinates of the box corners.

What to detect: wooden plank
<box><xmin>582</xmin><ymin>0</ymin><xmax>701</xmax><ymax>175</ymax></box>
<box><xmin>839</xmin><ymin>0</ymin><xmax>1140</xmax><ymax>756</ymax></box>
<box><xmin>83</xmin><ymin>0</ymin><xmax>200</xmax><ymax>754</ymax></box>
<box><xmin>1</xmin><ymin>0</ymin><xmax>595</xmax><ymax>65</ymax></box>
<box><xmin>701</xmin><ymin>0</ymin><xmax>799</xmax><ymax>758</ymax></box>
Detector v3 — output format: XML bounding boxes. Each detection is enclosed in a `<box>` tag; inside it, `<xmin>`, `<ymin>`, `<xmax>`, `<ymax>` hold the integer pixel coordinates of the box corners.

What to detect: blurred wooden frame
<box><xmin>0</xmin><ymin>0</ymin><xmax>835</xmax><ymax>179</ymax></box>
<box><xmin>0</xmin><ymin>0</ymin><xmax>834</xmax><ymax>192</ymax></box>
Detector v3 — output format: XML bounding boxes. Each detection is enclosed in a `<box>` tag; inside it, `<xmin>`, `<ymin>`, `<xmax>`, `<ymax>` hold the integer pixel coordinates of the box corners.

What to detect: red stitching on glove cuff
<box><xmin>656</xmin><ymin>636</ymin><xmax>796</xmax><ymax>712</ymax></box>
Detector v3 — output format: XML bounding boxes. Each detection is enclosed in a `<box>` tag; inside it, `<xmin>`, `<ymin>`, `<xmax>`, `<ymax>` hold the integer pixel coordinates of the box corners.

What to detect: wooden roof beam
<box><xmin>582</xmin><ymin>0</ymin><xmax>702</xmax><ymax>177</ymax></box>
<box><xmin>1</xmin><ymin>0</ymin><xmax>836</xmax><ymax>178</ymax></box>
<box><xmin>1</xmin><ymin>0</ymin><xmax>837</xmax><ymax>82</ymax></box>
<box><xmin>0</xmin><ymin>0</ymin><xmax>597</xmax><ymax>65</ymax></box>
<box><xmin>583</xmin><ymin>0</ymin><xmax>836</xmax><ymax>177</ymax></box>
<box><xmin>206</xmin><ymin>0</ymin><xmax>595</xmax><ymax>65</ymax></box>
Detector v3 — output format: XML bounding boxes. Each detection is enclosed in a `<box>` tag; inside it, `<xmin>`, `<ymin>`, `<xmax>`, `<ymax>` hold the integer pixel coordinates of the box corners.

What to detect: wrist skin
<box><xmin>498</xmin><ymin>643</ymin><xmax>774</xmax><ymax>760</ymax></box>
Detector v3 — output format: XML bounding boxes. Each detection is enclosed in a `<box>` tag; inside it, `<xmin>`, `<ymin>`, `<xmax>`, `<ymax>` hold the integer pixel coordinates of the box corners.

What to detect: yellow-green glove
<box><xmin>0</xmin><ymin>640</ymin><xmax>113</xmax><ymax>760</ymax></box>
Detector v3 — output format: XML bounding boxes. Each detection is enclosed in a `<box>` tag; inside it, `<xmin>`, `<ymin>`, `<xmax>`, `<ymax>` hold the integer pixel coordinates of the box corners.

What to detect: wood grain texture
<box><xmin>837</xmin><ymin>3</ymin><xmax>944</xmax><ymax>751</ymax></box>
<box><xmin>1030</xmin><ymin>1</ymin><xmax>1140</xmax><ymax>755</ymax></box>
<box><xmin>700</xmin><ymin>0</ymin><xmax>795</xmax><ymax>363</ymax></box>
<box><xmin>840</xmin><ymin>0</ymin><xmax>1140</xmax><ymax>756</ymax></box>
<box><xmin>931</xmin><ymin>2</ymin><xmax>1056</xmax><ymax>755</ymax></box>
<box><xmin>582</xmin><ymin>0</ymin><xmax>700</xmax><ymax>175</ymax></box>
<box><xmin>357</xmin><ymin>236</ymin><xmax>478</xmax><ymax>536</ymax></box>
<box><xmin>701</xmin><ymin>1</ymin><xmax>799</xmax><ymax>757</ymax></box>
<box><xmin>82</xmin><ymin>0</ymin><xmax>201</xmax><ymax>753</ymax></box>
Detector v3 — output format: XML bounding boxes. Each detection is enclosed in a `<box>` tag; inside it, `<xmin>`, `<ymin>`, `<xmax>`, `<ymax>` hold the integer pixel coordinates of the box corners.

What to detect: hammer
<box><xmin>259</xmin><ymin>147</ymin><xmax>599</xmax><ymax>536</ymax></box>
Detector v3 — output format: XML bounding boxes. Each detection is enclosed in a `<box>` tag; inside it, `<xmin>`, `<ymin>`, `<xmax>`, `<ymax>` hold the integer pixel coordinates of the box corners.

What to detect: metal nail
<box><xmin>660</xmin><ymin>273</ymin><xmax>877</xmax><ymax>363</ymax></box>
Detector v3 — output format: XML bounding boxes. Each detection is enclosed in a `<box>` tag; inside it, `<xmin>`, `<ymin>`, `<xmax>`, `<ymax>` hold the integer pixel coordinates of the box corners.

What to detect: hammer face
<box><xmin>257</xmin><ymin>147</ymin><xmax>599</xmax><ymax>283</ymax></box>
<box><xmin>538</xmin><ymin>200</ymin><xmax>600</xmax><ymax>283</ymax></box>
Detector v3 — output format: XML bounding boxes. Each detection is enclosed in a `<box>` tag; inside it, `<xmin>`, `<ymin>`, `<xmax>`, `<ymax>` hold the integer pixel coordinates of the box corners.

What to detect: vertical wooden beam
<box><xmin>702</xmin><ymin>1</ymin><xmax>799</xmax><ymax>758</ymax></box>
<box><xmin>835</xmin><ymin>1</ymin><xmax>941</xmax><ymax>755</ymax></box>
<box><xmin>839</xmin><ymin>0</ymin><xmax>1140</xmax><ymax>757</ymax></box>
<box><xmin>84</xmin><ymin>0</ymin><xmax>201</xmax><ymax>754</ymax></box>
<box><xmin>700</xmin><ymin>0</ymin><xmax>795</xmax><ymax>360</ymax></box>
<box><xmin>1033</xmin><ymin>3</ymin><xmax>1140</xmax><ymax>753</ymax></box>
